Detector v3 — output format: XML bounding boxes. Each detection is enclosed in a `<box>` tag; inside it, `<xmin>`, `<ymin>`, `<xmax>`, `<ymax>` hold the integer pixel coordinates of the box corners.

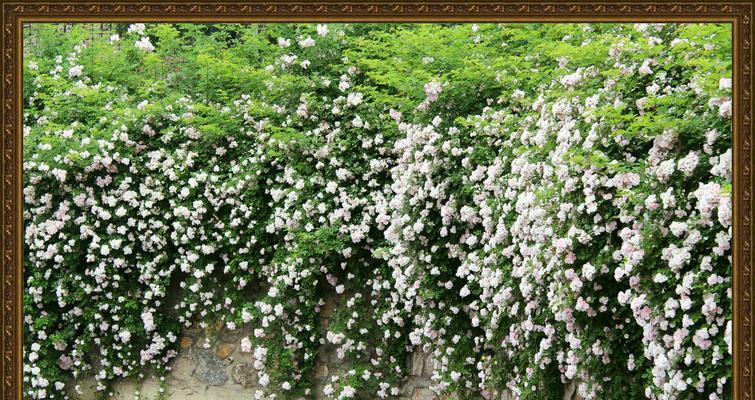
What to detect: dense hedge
<box><xmin>23</xmin><ymin>23</ymin><xmax>732</xmax><ymax>400</ymax></box>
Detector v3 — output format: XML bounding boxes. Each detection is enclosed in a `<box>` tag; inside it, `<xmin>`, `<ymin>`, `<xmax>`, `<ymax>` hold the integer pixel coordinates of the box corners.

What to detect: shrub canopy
<box><xmin>23</xmin><ymin>23</ymin><xmax>732</xmax><ymax>400</ymax></box>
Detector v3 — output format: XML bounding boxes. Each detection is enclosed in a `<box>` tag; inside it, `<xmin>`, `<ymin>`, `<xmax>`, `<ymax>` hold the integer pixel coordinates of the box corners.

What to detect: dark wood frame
<box><xmin>1</xmin><ymin>2</ymin><xmax>752</xmax><ymax>399</ymax></box>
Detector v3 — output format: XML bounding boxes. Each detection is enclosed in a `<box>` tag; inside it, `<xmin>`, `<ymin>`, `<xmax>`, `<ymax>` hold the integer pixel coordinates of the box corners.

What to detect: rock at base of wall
<box><xmin>196</xmin><ymin>349</ymin><xmax>229</xmax><ymax>386</ymax></box>
<box><xmin>230</xmin><ymin>362</ymin><xmax>258</xmax><ymax>388</ymax></box>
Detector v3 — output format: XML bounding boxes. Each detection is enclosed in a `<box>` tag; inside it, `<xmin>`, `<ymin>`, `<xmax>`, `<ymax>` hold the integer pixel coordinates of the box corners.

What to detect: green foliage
<box><xmin>22</xmin><ymin>22</ymin><xmax>732</xmax><ymax>400</ymax></box>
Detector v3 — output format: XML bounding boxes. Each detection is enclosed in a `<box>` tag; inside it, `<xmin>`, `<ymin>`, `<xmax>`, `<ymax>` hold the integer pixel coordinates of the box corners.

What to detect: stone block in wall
<box><xmin>422</xmin><ymin>355</ymin><xmax>435</xmax><ymax>377</ymax></box>
<box><xmin>563</xmin><ymin>380</ymin><xmax>585</xmax><ymax>400</ymax></box>
<box><xmin>230</xmin><ymin>362</ymin><xmax>257</xmax><ymax>388</ymax></box>
<box><xmin>481</xmin><ymin>387</ymin><xmax>516</xmax><ymax>400</ymax></box>
<box><xmin>314</xmin><ymin>360</ymin><xmax>329</xmax><ymax>378</ymax></box>
<box><xmin>195</xmin><ymin>349</ymin><xmax>229</xmax><ymax>386</ymax></box>
<box><xmin>219</xmin><ymin>325</ymin><xmax>247</xmax><ymax>343</ymax></box>
<box><xmin>408</xmin><ymin>350</ymin><xmax>426</xmax><ymax>377</ymax></box>
<box><xmin>398</xmin><ymin>376</ymin><xmax>431</xmax><ymax>397</ymax></box>
<box><xmin>319</xmin><ymin>295</ymin><xmax>338</xmax><ymax>319</ymax></box>
<box><xmin>169</xmin><ymin>349</ymin><xmax>198</xmax><ymax>383</ymax></box>
<box><xmin>215</xmin><ymin>343</ymin><xmax>235</xmax><ymax>359</ymax></box>
<box><xmin>410</xmin><ymin>387</ymin><xmax>435</xmax><ymax>400</ymax></box>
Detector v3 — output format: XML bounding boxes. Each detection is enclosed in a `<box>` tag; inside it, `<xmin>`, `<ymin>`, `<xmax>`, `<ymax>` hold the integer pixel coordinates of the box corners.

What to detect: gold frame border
<box><xmin>1</xmin><ymin>2</ymin><xmax>752</xmax><ymax>400</ymax></box>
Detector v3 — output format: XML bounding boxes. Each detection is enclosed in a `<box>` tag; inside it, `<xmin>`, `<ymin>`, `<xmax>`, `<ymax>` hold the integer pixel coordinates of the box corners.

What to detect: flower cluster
<box><xmin>23</xmin><ymin>22</ymin><xmax>732</xmax><ymax>400</ymax></box>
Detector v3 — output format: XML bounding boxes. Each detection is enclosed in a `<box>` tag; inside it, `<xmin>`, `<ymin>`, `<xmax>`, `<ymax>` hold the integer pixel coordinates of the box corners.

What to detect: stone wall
<box><xmin>70</xmin><ymin>320</ymin><xmax>438</xmax><ymax>400</ymax></box>
<box><xmin>71</xmin><ymin>335</ymin><xmax>579</xmax><ymax>400</ymax></box>
<box><xmin>69</xmin><ymin>295</ymin><xmax>578</xmax><ymax>400</ymax></box>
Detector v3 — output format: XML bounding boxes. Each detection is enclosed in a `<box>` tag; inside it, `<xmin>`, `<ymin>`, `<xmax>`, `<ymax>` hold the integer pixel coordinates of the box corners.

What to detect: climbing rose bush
<box><xmin>23</xmin><ymin>23</ymin><xmax>732</xmax><ymax>400</ymax></box>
